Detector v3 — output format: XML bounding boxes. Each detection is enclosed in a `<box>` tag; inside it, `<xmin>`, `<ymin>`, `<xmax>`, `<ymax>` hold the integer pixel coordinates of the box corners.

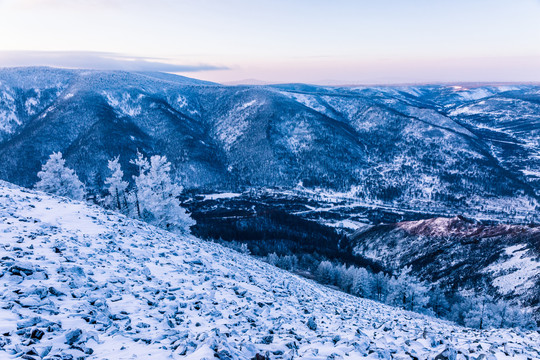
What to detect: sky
<box><xmin>0</xmin><ymin>0</ymin><xmax>539</xmax><ymax>84</ymax></box>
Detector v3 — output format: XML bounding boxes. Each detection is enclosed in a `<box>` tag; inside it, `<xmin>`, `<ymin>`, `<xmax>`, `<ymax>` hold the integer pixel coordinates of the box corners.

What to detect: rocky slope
<box><xmin>0</xmin><ymin>67</ymin><xmax>539</xmax><ymax>222</ymax></box>
<box><xmin>1</xmin><ymin>182</ymin><xmax>540</xmax><ymax>359</ymax></box>
<box><xmin>351</xmin><ymin>216</ymin><xmax>540</xmax><ymax>318</ymax></box>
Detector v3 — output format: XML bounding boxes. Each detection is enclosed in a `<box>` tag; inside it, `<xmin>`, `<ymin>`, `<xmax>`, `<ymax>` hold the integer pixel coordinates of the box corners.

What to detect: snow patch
<box><xmin>214</xmin><ymin>99</ymin><xmax>263</xmax><ymax>150</ymax></box>
<box><xmin>284</xmin><ymin>116</ymin><xmax>312</xmax><ymax>154</ymax></box>
<box><xmin>239</xmin><ymin>99</ymin><xmax>257</xmax><ymax>110</ymax></box>
<box><xmin>202</xmin><ymin>192</ymin><xmax>242</xmax><ymax>201</ymax></box>
<box><xmin>24</xmin><ymin>97</ymin><xmax>39</xmax><ymax>115</ymax></box>
<box><xmin>486</xmin><ymin>245</ymin><xmax>540</xmax><ymax>296</ymax></box>
<box><xmin>103</xmin><ymin>91</ymin><xmax>143</xmax><ymax>117</ymax></box>
<box><xmin>521</xmin><ymin>169</ymin><xmax>540</xmax><ymax>178</ymax></box>
<box><xmin>0</xmin><ymin>89</ymin><xmax>20</xmax><ymax>135</ymax></box>
<box><xmin>176</xmin><ymin>95</ymin><xmax>188</xmax><ymax>108</ymax></box>
<box><xmin>454</xmin><ymin>88</ymin><xmax>494</xmax><ymax>101</ymax></box>
<box><xmin>281</xmin><ymin>92</ymin><xmax>327</xmax><ymax>114</ymax></box>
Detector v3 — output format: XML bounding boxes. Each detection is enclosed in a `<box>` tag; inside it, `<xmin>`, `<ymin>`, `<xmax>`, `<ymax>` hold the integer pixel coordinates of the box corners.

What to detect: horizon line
<box><xmin>2</xmin><ymin>65</ymin><xmax>540</xmax><ymax>88</ymax></box>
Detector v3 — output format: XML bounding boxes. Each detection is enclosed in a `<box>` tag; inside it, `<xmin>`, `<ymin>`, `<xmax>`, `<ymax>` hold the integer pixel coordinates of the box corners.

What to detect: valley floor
<box><xmin>0</xmin><ymin>182</ymin><xmax>539</xmax><ymax>359</ymax></box>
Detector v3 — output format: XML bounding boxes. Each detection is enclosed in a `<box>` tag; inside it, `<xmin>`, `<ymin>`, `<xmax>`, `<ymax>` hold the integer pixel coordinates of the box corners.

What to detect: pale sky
<box><xmin>1</xmin><ymin>0</ymin><xmax>540</xmax><ymax>84</ymax></box>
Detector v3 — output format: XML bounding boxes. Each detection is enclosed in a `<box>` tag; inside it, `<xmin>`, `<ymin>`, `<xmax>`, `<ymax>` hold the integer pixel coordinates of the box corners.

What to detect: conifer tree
<box><xmin>35</xmin><ymin>152</ymin><xmax>85</xmax><ymax>200</ymax></box>
<box><xmin>104</xmin><ymin>156</ymin><xmax>129</xmax><ymax>211</ymax></box>
<box><xmin>131</xmin><ymin>152</ymin><xmax>194</xmax><ymax>231</ymax></box>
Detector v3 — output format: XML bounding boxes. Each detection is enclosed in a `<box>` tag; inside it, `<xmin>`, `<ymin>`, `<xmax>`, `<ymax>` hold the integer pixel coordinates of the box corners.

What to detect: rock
<box><xmin>40</xmin><ymin>346</ymin><xmax>52</xmax><ymax>358</ymax></box>
<box><xmin>18</xmin><ymin>296</ymin><xmax>40</xmax><ymax>308</ymax></box>
<box><xmin>24</xmin><ymin>285</ymin><xmax>48</xmax><ymax>299</ymax></box>
<box><xmin>9</xmin><ymin>262</ymin><xmax>34</xmax><ymax>276</ymax></box>
<box><xmin>48</xmin><ymin>286</ymin><xmax>66</xmax><ymax>297</ymax></box>
<box><xmin>30</xmin><ymin>329</ymin><xmax>44</xmax><ymax>340</ymax></box>
<box><xmin>261</xmin><ymin>335</ymin><xmax>273</xmax><ymax>344</ymax></box>
<box><xmin>17</xmin><ymin>317</ymin><xmax>42</xmax><ymax>329</ymax></box>
<box><xmin>65</xmin><ymin>329</ymin><xmax>83</xmax><ymax>345</ymax></box>
<box><xmin>252</xmin><ymin>354</ymin><xmax>270</xmax><ymax>360</ymax></box>
<box><xmin>216</xmin><ymin>349</ymin><xmax>233</xmax><ymax>360</ymax></box>
<box><xmin>435</xmin><ymin>347</ymin><xmax>457</xmax><ymax>360</ymax></box>
<box><xmin>307</xmin><ymin>316</ymin><xmax>317</xmax><ymax>331</ymax></box>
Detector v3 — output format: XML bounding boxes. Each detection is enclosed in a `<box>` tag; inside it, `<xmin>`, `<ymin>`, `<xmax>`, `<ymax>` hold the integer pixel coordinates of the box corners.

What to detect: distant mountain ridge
<box><xmin>0</xmin><ymin>67</ymin><xmax>539</xmax><ymax>222</ymax></box>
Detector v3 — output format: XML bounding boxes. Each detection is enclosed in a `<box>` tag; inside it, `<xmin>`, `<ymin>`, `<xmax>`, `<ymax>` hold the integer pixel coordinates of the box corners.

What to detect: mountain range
<box><xmin>1</xmin><ymin>67</ymin><xmax>540</xmax><ymax>324</ymax></box>
<box><xmin>0</xmin><ymin>67</ymin><xmax>539</xmax><ymax>222</ymax></box>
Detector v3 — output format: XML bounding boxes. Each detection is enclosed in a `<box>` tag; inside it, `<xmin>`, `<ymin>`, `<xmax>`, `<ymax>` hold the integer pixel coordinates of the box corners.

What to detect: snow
<box><xmin>404</xmin><ymin>106</ymin><xmax>477</xmax><ymax>138</ymax></box>
<box><xmin>283</xmin><ymin>115</ymin><xmax>312</xmax><ymax>154</ymax></box>
<box><xmin>239</xmin><ymin>99</ymin><xmax>257</xmax><ymax>110</ymax></box>
<box><xmin>521</xmin><ymin>169</ymin><xmax>540</xmax><ymax>178</ymax></box>
<box><xmin>448</xmin><ymin>105</ymin><xmax>479</xmax><ymax>116</ymax></box>
<box><xmin>324</xmin><ymin>219</ymin><xmax>371</xmax><ymax>231</ymax></box>
<box><xmin>454</xmin><ymin>88</ymin><xmax>494</xmax><ymax>101</ymax></box>
<box><xmin>397</xmin><ymin>217</ymin><xmax>463</xmax><ymax>237</ymax></box>
<box><xmin>24</xmin><ymin>98</ymin><xmax>39</xmax><ymax>115</ymax></box>
<box><xmin>202</xmin><ymin>192</ymin><xmax>242</xmax><ymax>201</ymax></box>
<box><xmin>1</xmin><ymin>182</ymin><xmax>539</xmax><ymax>359</ymax></box>
<box><xmin>0</xmin><ymin>87</ymin><xmax>21</xmax><ymax>134</ymax></box>
<box><xmin>485</xmin><ymin>245</ymin><xmax>540</xmax><ymax>296</ymax></box>
<box><xmin>288</xmin><ymin>93</ymin><xmax>327</xmax><ymax>114</ymax></box>
<box><xmin>102</xmin><ymin>91</ymin><xmax>143</xmax><ymax>117</ymax></box>
<box><xmin>171</xmin><ymin>94</ymin><xmax>200</xmax><ymax>116</ymax></box>
<box><xmin>321</xmin><ymin>95</ymin><xmax>360</xmax><ymax>120</ymax></box>
<box><xmin>177</xmin><ymin>95</ymin><xmax>188</xmax><ymax>108</ymax></box>
<box><xmin>214</xmin><ymin>98</ymin><xmax>263</xmax><ymax>151</ymax></box>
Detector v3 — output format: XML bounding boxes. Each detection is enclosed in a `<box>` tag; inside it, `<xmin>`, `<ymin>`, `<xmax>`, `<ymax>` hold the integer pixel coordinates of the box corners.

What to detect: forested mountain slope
<box><xmin>0</xmin><ymin>68</ymin><xmax>538</xmax><ymax>221</ymax></box>
<box><xmin>351</xmin><ymin>216</ymin><xmax>540</xmax><ymax>319</ymax></box>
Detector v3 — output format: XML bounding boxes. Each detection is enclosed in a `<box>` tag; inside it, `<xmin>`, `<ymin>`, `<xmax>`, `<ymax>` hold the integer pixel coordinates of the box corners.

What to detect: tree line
<box><xmin>34</xmin><ymin>151</ymin><xmax>194</xmax><ymax>232</ymax></box>
<box><xmin>258</xmin><ymin>252</ymin><xmax>536</xmax><ymax>330</ymax></box>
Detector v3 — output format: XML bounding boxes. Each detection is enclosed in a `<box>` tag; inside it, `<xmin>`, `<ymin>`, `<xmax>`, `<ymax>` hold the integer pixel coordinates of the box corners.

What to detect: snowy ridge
<box><xmin>1</xmin><ymin>182</ymin><xmax>539</xmax><ymax>359</ymax></box>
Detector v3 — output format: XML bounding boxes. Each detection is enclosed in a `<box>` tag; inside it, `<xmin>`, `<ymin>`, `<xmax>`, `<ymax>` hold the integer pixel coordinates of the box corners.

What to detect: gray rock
<box><xmin>307</xmin><ymin>316</ymin><xmax>317</xmax><ymax>331</ymax></box>
<box><xmin>261</xmin><ymin>335</ymin><xmax>274</xmax><ymax>344</ymax></box>
<box><xmin>9</xmin><ymin>262</ymin><xmax>34</xmax><ymax>276</ymax></box>
<box><xmin>65</xmin><ymin>329</ymin><xmax>83</xmax><ymax>345</ymax></box>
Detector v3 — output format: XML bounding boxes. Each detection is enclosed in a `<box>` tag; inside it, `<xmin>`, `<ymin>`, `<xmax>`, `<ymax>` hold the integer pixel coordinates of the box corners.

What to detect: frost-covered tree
<box><xmin>315</xmin><ymin>261</ymin><xmax>335</xmax><ymax>285</ymax></box>
<box><xmin>35</xmin><ymin>152</ymin><xmax>85</xmax><ymax>200</ymax></box>
<box><xmin>428</xmin><ymin>287</ymin><xmax>450</xmax><ymax>318</ymax></box>
<box><xmin>277</xmin><ymin>254</ymin><xmax>298</xmax><ymax>271</ymax></box>
<box><xmin>388</xmin><ymin>267</ymin><xmax>429</xmax><ymax>312</ymax></box>
<box><xmin>265</xmin><ymin>253</ymin><xmax>279</xmax><ymax>266</ymax></box>
<box><xmin>452</xmin><ymin>294</ymin><xmax>536</xmax><ymax>330</ymax></box>
<box><xmin>131</xmin><ymin>152</ymin><xmax>194</xmax><ymax>231</ymax></box>
<box><xmin>371</xmin><ymin>272</ymin><xmax>389</xmax><ymax>302</ymax></box>
<box><xmin>336</xmin><ymin>265</ymin><xmax>355</xmax><ymax>293</ymax></box>
<box><xmin>350</xmin><ymin>267</ymin><xmax>371</xmax><ymax>298</ymax></box>
<box><xmin>104</xmin><ymin>156</ymin><xmax>129</xmax><ymax>211</ymax></box>
<box><xmin>462</xmin><ymin>294</ymin><xmax>494</xmax><ymax>329</ymax></box>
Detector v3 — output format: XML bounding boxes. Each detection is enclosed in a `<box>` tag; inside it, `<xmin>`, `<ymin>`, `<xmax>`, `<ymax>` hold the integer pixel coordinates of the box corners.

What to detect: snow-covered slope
<box><xmin>1</xmin><ymin>183</ymin><xmax>539</xmax><ymax>360</ymax></box>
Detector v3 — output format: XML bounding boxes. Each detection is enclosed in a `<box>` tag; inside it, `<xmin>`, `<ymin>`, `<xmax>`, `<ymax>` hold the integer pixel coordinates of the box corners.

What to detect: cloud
<box><xmin>0</xmin><ymin>51</ymin><xmax>226</xmax><ymax>72</ymax></box>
